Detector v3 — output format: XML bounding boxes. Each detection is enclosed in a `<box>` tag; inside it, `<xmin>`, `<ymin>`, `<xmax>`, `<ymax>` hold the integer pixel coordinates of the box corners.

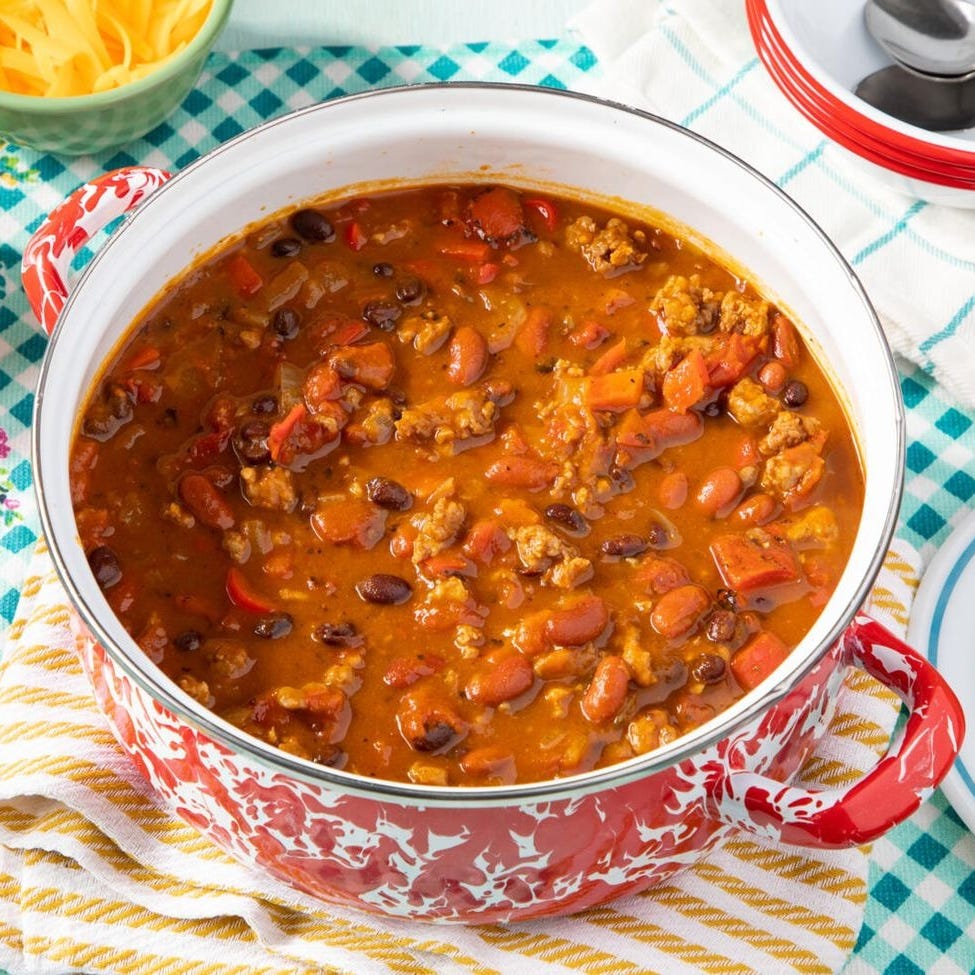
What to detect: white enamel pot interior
<box><xmin>33</xmin><ymin>83</ymin><xmax>903</xmax><ymax>805</ymax></box>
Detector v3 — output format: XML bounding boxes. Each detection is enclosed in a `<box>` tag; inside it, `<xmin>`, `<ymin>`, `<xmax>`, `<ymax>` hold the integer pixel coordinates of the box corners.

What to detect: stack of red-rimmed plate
<box><xmin>746</xmin><ymin>0</ymin><xmax>975</xmax><ymax>206</ymax></box>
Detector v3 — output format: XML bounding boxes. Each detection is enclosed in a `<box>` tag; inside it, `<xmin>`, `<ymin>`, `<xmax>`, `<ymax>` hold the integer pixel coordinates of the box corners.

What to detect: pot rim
<box><xmin>32</xmin><ymin>81</ymin><xmax>905</xmax><ymax>807</ymax></box>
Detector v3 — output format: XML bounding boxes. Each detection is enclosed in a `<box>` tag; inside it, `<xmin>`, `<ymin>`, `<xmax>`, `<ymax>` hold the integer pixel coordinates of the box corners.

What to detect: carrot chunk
<box><xmin>731</xmin><ymin>631</ymin><xmax>790</xmax><ymax>690</ymax></box>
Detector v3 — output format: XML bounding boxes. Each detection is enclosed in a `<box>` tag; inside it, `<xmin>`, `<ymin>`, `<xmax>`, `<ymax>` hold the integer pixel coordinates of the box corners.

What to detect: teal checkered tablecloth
<box><xmin>0</xmin><ymin>38</ymin><xmax>973</xmax><ymax>975</ymax></box>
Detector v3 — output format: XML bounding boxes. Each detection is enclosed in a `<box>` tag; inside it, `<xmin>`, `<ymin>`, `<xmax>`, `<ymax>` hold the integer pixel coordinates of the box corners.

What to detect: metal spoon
<box><xmin>864</xmin><ymin>0</ymin><xmax>975</xmax><ymax>80</ymax></box>
<box><xmin>855</xmin><ymin>63</ymin><xmax>975</xmax><ymax>130</ymax></box>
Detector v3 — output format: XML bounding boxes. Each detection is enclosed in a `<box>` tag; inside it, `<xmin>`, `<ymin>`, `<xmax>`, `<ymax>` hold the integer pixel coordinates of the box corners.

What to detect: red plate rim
<box><xmin>751</xmin><ymin>0</ymin><xmax>975</xmax><ymax>169</ymax></box>
<box><xmin>746</xmin><ymin>0</ymin><xmax>975</xmax><ymax>189</ymax></box>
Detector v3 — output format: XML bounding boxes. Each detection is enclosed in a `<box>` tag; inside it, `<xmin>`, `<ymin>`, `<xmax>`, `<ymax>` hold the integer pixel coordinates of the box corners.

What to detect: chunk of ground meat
<box><xmin>509</xmin><ymin>524</ymin><xmax>593</xmax><ymax>590</ymax></box>
<box><xmin>773</xmin><ymin>506</ymin><xmax>839</xmax><ymax>548</ymax></box>
<box><xmin>641</xmin><ymin>334</ymin><xmax>716</xmax><ymax>375</ymax></box>
<box><xmin>240</xmin><ymin>465</ymin><xmax>297</xmax><ymax>512</ymax></box>
<box><xmin>761</xmin><ymin>441</ymin><xmax>826</xmax><ymax>505</ymax></box>
<box><xmin>650</xmin><ymin>274</ymin><xmax>719</xmax><ymax>337</ymax></box>
<box><xmin>395</xmin><ymin>381</ymin><xmax>512</xmax><ymax>448</ymax></box>
<box><xmin>204</xmin><ymin>640</ymin><xmax>255</xmax><ymax>681</ymax></box>
<box><xmin>412</xmin><ymin>497</ymin><xmax>467</xmax><ymax>563</ymax></box>
<box><xmin>399</xmin><ymin>311</ymin><xmax>453</xmax><ymax>355</ymax></box>
<box><xmin>178</xmin><ymin>674</ymin><xmax>214</xmax><ymax>707</ymax></box>
<box><xmin>759</xmin><ymin>410</ymin><xmax>824</xmax><ymax>456</ymax></box>
<box><xmin>565</xmin><ymin>216</ymin><xmax>647</xmax><ymax>275</ymax></box>
<box><xmin>727</xmin><ymin>377</ymin><xmax>781</xmax><ymax>427</ymax></box>
<box><xmin>718</xmin><ymin>291</ymin><xmax>770</xmax><ymax>338</ymax></box>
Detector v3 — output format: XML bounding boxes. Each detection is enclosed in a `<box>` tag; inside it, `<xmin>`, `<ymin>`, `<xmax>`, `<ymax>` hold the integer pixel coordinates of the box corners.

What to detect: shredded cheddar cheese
<box><xmin>0</xmin><ymin>0</ymin><xmax>213</xmax><ymax>97</ymax></box>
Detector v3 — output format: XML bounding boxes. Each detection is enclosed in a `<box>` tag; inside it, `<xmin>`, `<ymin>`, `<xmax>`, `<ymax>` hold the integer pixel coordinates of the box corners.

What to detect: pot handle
<box><xmin>22</xmin><ymin>166</ymin><xmax>171</xmax><ymax>336</ymax></box>
<box><xmin>708</xmin><ymin>614</ymin><xmax>964</xmax><ymax>847</ymax></box>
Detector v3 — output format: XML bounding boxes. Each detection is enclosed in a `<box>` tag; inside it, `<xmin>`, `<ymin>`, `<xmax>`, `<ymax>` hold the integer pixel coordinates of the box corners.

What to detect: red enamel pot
<box><xmin>26</xmin><ymin>85</ymin><xmax>964</xmax><ymax>923</ymax></box>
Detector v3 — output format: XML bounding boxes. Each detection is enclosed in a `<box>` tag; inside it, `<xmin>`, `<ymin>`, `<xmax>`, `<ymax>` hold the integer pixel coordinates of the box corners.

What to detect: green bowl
<box><xmin>0</xmin><ymin>0</ymin><xmax>233</xmax><ymax>156</ymax></box>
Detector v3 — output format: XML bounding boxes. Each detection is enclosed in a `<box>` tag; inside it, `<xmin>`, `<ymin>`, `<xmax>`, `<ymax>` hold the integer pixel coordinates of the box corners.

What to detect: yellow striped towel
<box><xmin>0</xmin><ymin>539</ymin><xmax>917</xmax><ymax>975</ymax></box>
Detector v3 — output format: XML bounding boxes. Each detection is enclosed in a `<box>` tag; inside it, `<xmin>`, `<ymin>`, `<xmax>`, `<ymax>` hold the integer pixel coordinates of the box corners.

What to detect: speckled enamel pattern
<box><xmin>21</xmin><ymin>167</ymin><xmax>171</xmax><ymax>337</ymax></box>
<box><xmin>70</xmin><ymin>607</ymin><xmax>962</xmax><ymax>923</ymax></box>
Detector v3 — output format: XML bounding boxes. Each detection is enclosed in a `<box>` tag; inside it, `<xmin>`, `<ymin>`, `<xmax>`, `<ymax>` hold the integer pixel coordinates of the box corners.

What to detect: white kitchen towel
<box><xmin>569</xmin><ymin>0</ymin><xmax>975</xmax><ymax>409</ymax></box>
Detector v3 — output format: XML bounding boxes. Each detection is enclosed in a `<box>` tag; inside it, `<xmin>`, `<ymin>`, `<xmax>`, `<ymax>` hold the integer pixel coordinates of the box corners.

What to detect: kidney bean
<box><xmin>772</xmin><ymin>313</ymin><xmax>801</xmax><ymax>368</ymax></box>
<box><xmin>88</xmin><ymin>545</ymin><xmax>122</xmax><ymax>589</ymax></box>
<box><xmin>397</xmin><ymin>694</ymin><xmax>466</xmax><ymax>752</ymax></box>
<box><xmin>313</xmin><ymin>621</ymin><xmax>363</xmax><ymax>647</ymax></box>
<box><xmin>544</xmin><ymin>503</ymin><xmax>588</xmax><ymax>535</ymax></box>
<box><xmin>546</xmin><ymin>593</ymin><xmax>609</xmax><ymax>648</ymax></box>
<box><xmin>290</xmin><ymin>208</ymin><xmax>335</xmax><ymax>242</ymax></box>
<box><xmin>691</xmin><ymin>652</ymin><xmax>727</xmax><ymax>684</ymax></box>
<box><xmin>179</xmin><ymin>473</ymin><xmax>235</xmax><ymax>530</ymax></box>
<box><xmin>253</xmin><ymin>613</ymin><xmax>294</xmax><ymax>639</ymax></box>
<box><xmin>650</xmin><ymin>584</ymin><xmax>710</xmax><ymax>639</ymax></box>
<box><xmin>658</xmin><ymin>471</ymin><xmax>688</xmax><ymax>510</ymax></box>
<box><xmin>695</xmin><ymin>467</ymin><xmax>743</xmax><ymax>518</ymax></box>
<box><xmin>234</xmin><ymin>420</ymin><xmax>271</xmax><ymax>465</ymax></box>
<box><xmin>355</xmin><ymin>573</ymin><xmax>412</xmax><ymax>605</ymax></box>
<box><xmin>446</xmin><ymin>325</ymin><xmax>489</xmax><ymax>387</ymax></box>
<box><xmin>581</xmin><ymin>655</ymin><xmax>630</xmax><ymax>724</ymax></box>
<box><xmin>271</xmin><ymin>237</ymin><xmax>302</xmax><ymax>258</ymax></box>
<box><xmin>601</xmin><ymin>533</ymin><xmax>648</xmax><ymax>558</ymax></box>
<box><xmin>366</xmin><ymin>476</ymin><xmax>412</xmax><ymax>511</ymax></box>
<box><xmin>459</xmin><ymin>746</ymin><xmax>516</xmax><ymax>782</ymax></box>
<box><xmin>758</xmin><ymin>360</ymin><xmax>787</xmax><ymax>393</ymax></box>
<box><xmin>781</xmin><ymin>380</ymin><xmax>808</xmax><ymax>407</ymax></box>
<box><xmin>361</xmin><ymin>299</ymin><xmax>401</xmax><ymax>331</ymax></box>
<box><xmin>732</xmin><ymin>493</ymin><xmax>777</xmax><ymax>526</ymax></box>
<box><xmin>484</xmin><ymin>456</ymin><xmax>557</xmax><ymax>490</ymax></box>
<box><xmin>251</xmin><ymin>394</ymin><xmax>278</xmax><ymax>415</ymax></box>
<box><xmin>465</xmin><ymin>652</ymin><xmax>534</xmax><ymax>707</ymax></box>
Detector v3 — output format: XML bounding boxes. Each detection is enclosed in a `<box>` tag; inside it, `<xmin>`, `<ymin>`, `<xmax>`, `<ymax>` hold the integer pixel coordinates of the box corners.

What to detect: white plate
<box><xmin>907</xmin><ymin>508</ymin><xmax>975</xmax><ymax>835</ymax></box>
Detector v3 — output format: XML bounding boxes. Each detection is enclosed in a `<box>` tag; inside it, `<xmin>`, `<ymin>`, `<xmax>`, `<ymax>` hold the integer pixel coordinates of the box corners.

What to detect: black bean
<box><xmin>272</xmin><ymin>307</ymin><xmax>300</xmax><ymax>340</ymax></box>
<box><xmin>373</xmin><ymin>262</ymin><xmax>394</xmax><ymax>277</ymax></box>
<box><xmin>717</xmin><ymin>588</ymin><xmax>740</xmax><ymax>612</ymax></box>
<box><xmin>601</xmin><ymin>533</ymin><xmax>648</xmax><ymax>558</ymax></box>
<box><xmin>289</xmin><ymin>208</ymin><xmax>335</xmax><ymax>242</ymax></box>
<box><xmin>362</xmin><ymin>299</ymin><xmax>402</xmax><ymax>331</ymax></box>
<box><xmin>235</xmin><ymin>419</ymin><xmax>271</xmax><ymax>465</ymax></box>
<box><xmin>271</xmin><ymin>237</ymin><xmax>302</xmax><ymax>258</ymax></box>
<box><xmin>356</xmin><ymin>573</ymin><xmax>412</xmax><ymax>605</ymax></box>
<box><xmin>366</xmin><ymin>476</ymin><xmax>412</xmax><ymax>511</ymax></box>
<box><xmin>691</xmin><ymin>652</ymin><xmax>727</xmax><ymax>684</ymax></box>
<box><xmin>173</xmin><ymin>630</ymin><xmax>203</xmax><ymax>652</ymax></box>
<box><xmin>251</xmin><ymin>394</ymin><xmax>278</xmax><ymax>415</ymax></box>
<box><xmin>410</xmin><ymin>720</ymin><xmax>456</xmax><ymax>752</ymax></box>
<box><xmin>608</xmin><ymin>465</ymin><xmax>635</xmax><ymax>494</ymax></box>
<box><xmin>544</xmin><ymin>503</ymin><xmax>588</xmax><ymax>535</ymax></box>
<box><xmin>88</xmin><ymin>546</ymin><xmax>122</xmax><ymax>589</ymax></box>
<box><xmin>646</xmin><ymin>520</ymin><xmax>672</xmax><ymax>549</ymax></box>
<box><xmin>394</xmin><ymin>276</ymin><xmax>426</xmax><ymax>305</ymax></box>
<box><xmin>107</xmin><ymin>384</ymin><xmax>133</xmax><ymax>420</ymax></box>
<box><xmin>703</xmin><ymin>400</ymin><xmax>723</xmax><ymax>418</ymax></box>
<box><xmin>313</xmin><ymin>622</ymin><xmax>363</xmax><ymax>648</ymax></box>
<box><xmin>781</xmin><ymin>380</ymin><xmax>808</xmax><ymax>407</ymax></box>
<box><xmin>253</xmin><ymin>613</ymin><xmax>294</xmax><ymax>639</ymax></box>
<box><xmin>705</xmin><ymin>610</ymin><xmax>737</xmax><ymax>643</ymax></box>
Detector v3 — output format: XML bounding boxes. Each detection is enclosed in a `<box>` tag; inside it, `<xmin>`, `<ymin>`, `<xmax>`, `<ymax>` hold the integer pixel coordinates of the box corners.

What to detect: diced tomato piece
<box><xmin>331</xmin><ymin>319</ymin><xmax>370</xmax><ymax>346</ymax></box>
<box><xmin>419</xmin><ymin>553</ymin><xmax>476</xmax><ymax>579</ymax></box>
<box><xmin>586</xmin><ymin>368</ymin><xmax>645</xmax><ymax>412</ymax></box>
<box><xmin>710</xmin><ymin>532</ymin><xmax>802</xmax><ymax>596</ymax></box>
<box><xmin>70</xmin><ymin>440</ymin><xmax>99</xmax><ymax>505</ymax></box>
<box><xmin>772</xmin><ymin>313</ymin><xmax>801</xmax><ymax>368</ymax></box>
<box><xmin>463</xmin><ymin>519</ymin><xmax>512</xmax><ymax>564</ymax></box>
<box><xmin>523</xmin><ymin>196</ymin><xmax>558</xmax><ymax>232</ymax></box>
<box><xmin>383</xmin><ymin>654</ymin><xmax>445</xmax><ymax>688</ymax></box>
<box><xmin>122</xmin><ymin>345</ymin><xmax>161</xmax><ymax>372</ymax></box>
<box><xmin>328</xmin><ymin>342</ymin><xmax>395</xmax><ymax>390</ymax></box>
<box><xmin>475</xmin><ymin>262</ymin><xmax>501</xmax><ymax>285</ymax></box>
<box><xmin>267</xmin><ymin>404</ymin><xmax>308</xmax><ymax>463</ymax></box>
<box><xmin>344</xmin><ymin>220</ymin><xmax>368</xmax><ymax>251</ymax></box>
<box><xmin>589</xmin><ymin>337</ymin><xmax>628</xmax><ymax>376</ymax></box>
<box><xmin>604</xmin><ymin>288</ymin><xmax>635</xmax><ymax>315</ymax></box>
<box><xmin>706</xmin><ymin>333</ymin><xmax>761</xmax><ymax>387</ymax></box>
<box><xmin>226</xmin><ymin>567</ymin><xmax>275</xmax><ymax>614</ymax></box>
<box><xmin>439</xmin><ymin>236</ymin><xmax>492</xmax><ymax>263</ymax></box>
<box><xmin>731</xmin><ymin>631</ymin><xmax>790</xmax><ymax>690</ymax></box>
<box><xmin>662</xmin><ymin>348</ymin><xmax>710</xmax><ymax>413</ymax></box>
<box><xmin>228</xmin><ymin>253</ymin><xmax>263</xmax><ymax>296</ymax></box>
